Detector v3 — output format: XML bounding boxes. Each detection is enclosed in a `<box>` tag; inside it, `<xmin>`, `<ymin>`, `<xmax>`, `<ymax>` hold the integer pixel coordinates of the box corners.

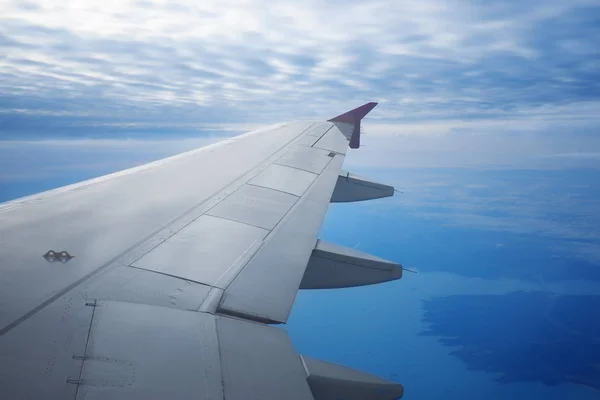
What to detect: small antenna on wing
<box><xmin>403</xmin><ymin>267</ymin><xmax>418</xmax><ymax>274</ymax></box>
<box><xmin>394</xmin><ymin>189</ymin><xmax>404</xmax><ymax>194</ymax></box>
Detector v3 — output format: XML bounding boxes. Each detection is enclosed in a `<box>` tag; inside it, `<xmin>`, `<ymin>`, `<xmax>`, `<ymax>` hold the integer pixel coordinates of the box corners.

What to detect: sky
<box><xmin>2</xmin><ymin>0</ymin><xmax>600</xmax><ymax>398</ymax></box>
<box><xmin>1</xmin><ymin>0</ymin><xmax>600</xmax><ymax>169</ymax></box>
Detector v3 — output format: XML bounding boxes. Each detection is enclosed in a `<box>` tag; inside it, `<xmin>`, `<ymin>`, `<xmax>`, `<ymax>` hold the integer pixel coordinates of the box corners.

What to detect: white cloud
<box><xmin>0</xmin><ymin>137</ymin><xmax>224</xmax><ymax>149</ymax></box>
<box><xmin>1</xmin><ymin>0</ymin><xmax>599</xmax><ymax>170</ymax></box>
<box><xmin>1</xmin><ymin>0</ymin><xmax>598</xmax><ymax>121</ymax></box>
<box><xmin>339</xmin><ymin>99</ymin><xmax>600</xmax><ymax>168</ymax></box>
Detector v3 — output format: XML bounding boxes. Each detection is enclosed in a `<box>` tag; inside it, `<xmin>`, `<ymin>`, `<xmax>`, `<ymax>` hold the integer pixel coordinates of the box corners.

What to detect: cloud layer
<box><xmin>1</xmin><ymin>0</ymin><xmax>600</xmax><ymax>165</ymax></box>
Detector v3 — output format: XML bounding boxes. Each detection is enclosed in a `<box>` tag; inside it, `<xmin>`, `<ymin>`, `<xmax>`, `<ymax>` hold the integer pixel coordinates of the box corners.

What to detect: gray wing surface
<box><xmin>0</xmin><ymin>103</ymin><xmax>404</xmax><ymax>399</ymax></box>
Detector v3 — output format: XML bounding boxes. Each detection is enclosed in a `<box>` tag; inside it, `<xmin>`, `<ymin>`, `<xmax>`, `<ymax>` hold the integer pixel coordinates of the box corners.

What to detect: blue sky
<box><xmin>1</xmin><ymin>0</ymin><xmax>600</xmax><ymax>170</ymax></box>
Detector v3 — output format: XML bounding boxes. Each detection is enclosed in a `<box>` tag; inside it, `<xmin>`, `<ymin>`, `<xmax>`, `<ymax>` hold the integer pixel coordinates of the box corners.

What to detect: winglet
<box><xmin>328</xmin><ymin>102</ymin><xmax>377</xmax><ymax>149</ymax></box>
<box><xmin>328</xmin><ymin>102</ymin><xmax>378</xmax><ymax>124</ymax></box>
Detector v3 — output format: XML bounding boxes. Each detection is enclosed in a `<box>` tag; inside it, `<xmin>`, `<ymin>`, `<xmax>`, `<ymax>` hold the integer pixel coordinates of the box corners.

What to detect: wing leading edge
<box><xmin>0</xmin><ymin>103</ymin><xmax>404</xmax><ymax>399</ymax></box>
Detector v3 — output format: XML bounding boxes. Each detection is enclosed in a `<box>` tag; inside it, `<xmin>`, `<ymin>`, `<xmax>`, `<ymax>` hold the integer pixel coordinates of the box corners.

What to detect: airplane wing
<box><xmin>0</xmin><ymin>103</ymin><xmax>404</xmax><ymax>400</ymax></box>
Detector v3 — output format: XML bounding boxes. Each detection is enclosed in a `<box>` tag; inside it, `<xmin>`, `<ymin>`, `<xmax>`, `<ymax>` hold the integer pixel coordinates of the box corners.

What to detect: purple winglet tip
<box><xmin>328</xmin><ymin>102</ymin><xmax>378</xmax><ymax>149</ymax></box>
<box><xmin>327</xmin><ymin>102</ymin><xmax>378</xmax><ymax>124</ymax></box>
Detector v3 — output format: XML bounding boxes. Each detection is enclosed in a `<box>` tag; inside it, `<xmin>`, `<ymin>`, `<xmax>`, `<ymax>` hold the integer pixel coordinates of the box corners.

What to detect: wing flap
<box><xmin>130</xmin><ymin>215</ymin><xmax>269</xmax><ymax>287</ymax></box>
<box><xmin>76</xmin><ymin>302</ymin><xmax>223</xmax><ymax>400</ymax></box>
<box><xmin>218</xmin><ymin>154</ymin><xmax>344</xmax><ymax>323</ymax></box>
<box><xmin>217</xmin><ymin>315</ymin><xmax>314</xmax><ymax>400</ymax></box>
<box><xmin>73</xmin><ymin>302</ymin><xmax>314</xmax><ymax>400</ymax></box>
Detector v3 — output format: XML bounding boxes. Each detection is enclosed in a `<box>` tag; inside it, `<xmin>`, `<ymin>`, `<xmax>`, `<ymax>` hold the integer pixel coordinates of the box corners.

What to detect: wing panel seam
<box><xmin>244</xmin><ymin>182</ymin><xmax>304</xmax><ymax>198</ymax></box>
<box><xmin>72</xmin><ymin>299</ymin><xmax>97</xmax><ymax>399</ymax></box>
<box><xmin>202</xmin><ymin>212</ymin><xmax>283</xmax><ymax>231</ymax></box>
<box><xmin>310</xmin><ymin>125</ymin><xmax>334</xmax><ymax>147</ymax></box>
<box><xmin>272</xmin><ymin>162</ymin><xmax>323</xmax><ymax>175</ymax></box>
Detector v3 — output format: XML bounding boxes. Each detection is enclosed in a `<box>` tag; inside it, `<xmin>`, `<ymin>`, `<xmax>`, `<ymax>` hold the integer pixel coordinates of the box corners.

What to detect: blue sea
<box><xmin>288</xmin><ymin>168</ymin><xmax>600</xmax><ymax>399</ymax></box>
<box><xmin>1</xmin><ymin>140</ymin><xmax>599</xmax><ymax>399</ymax></box>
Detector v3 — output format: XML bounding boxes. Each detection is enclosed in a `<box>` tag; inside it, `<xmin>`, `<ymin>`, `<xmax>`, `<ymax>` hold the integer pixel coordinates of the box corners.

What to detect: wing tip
<box><xmin>328</xmin><ymin>102</ymin><xmax>378</xmax><ymax>149</ymax></box>
<box><xmin>327</xmin><ymin>102</ymin><xmax>378</xmax><ymax>124</ymax></box>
